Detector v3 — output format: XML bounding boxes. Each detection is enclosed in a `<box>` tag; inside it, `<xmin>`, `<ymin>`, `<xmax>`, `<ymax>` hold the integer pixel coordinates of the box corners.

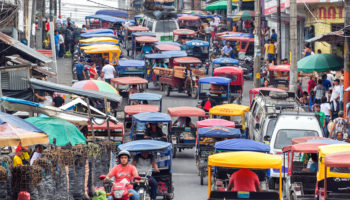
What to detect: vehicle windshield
<box><xmin>217</xmin><ymin>74</ymin><xmax>237</xmax><ymax>81</ymax></box>
<box><xmin>274</xmin><ymin>129</ymin><xmax>318</xmax><ymax>149</ymax></box>
<box><xmin>155</xmin><ymin>21</ymin><xmax>178</xmax><ymax>33</ymax></box>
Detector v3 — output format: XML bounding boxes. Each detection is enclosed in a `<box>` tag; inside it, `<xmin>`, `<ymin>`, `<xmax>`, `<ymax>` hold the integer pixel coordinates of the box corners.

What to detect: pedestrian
<box><xmin>53</xmin><ymin>95</ymin><xmax>65</xmax><ymax>107</ymax></box>
<box><xmin>100</xmin><ymin>59</ymin><xmax>116</xmax><ymax>84</ymax></box>
<box><xmin>339</xmin><ymin>78</ymin><xmax>344</xmax><ymax>111</ymax></box>
<box><xmin>335</xmin><ymin>132</ymin><xmax>344</xmax><ymax>141</ymax></box>
<box><xmin>264</xmin><ymin>27</ymin><xmax>270</xmax><ymax>44</ymax></box>
<box><xmin>13</xmin><ymin>146</ymin><xmax>23</xmax><ymax>167</ymax></box>
<box><xmin>330</xmin><ymin>79</ymin><xmax>341</xmax><ymax>115</ymax></box>
<box><xmin>307</xmin><ymin>76</ymin><xmax>316</xmax><ymax>94</ymax></box>
<box><xmin>75</xmin><ymin>59</ymin><xmax>87</xmax><ymax>81</ymax></box>
<box><xmin>65</xmin><ymin>26</ymin><xmax>74</xmax><ymax>53</ymax></box>
<box><xmin>54</xmin><ymin>30</ymin><xmax>60</xmax><ymax>57</ymax></box>
<box><xmin>313</xmin><ymin>79</ymin><xmax>327</xmax><ymax>103</ymax></box>
<box><xmin>309</xmin><ymin>90</ymin><xmax>316</xmax><ymax>111</ymax></box>
<box><xmin>58</xmin><ymin>31</ymin><xmax>65</xmax><ymax>58</ymax></box>
<box><xmin>89</xmin><ymin>63</ymin><xmax>98</xmax><ymax>79</ymax></box>
<box><xmin>267</xmin><ymin>40</ymin><xmax>275</xmax><ymax>65</ymax></box>
<box><xmin>346</xmin><ymin>101</ymin><xmax>350</xmax><ymax>117</ymax></box>
<box><xmin>320</xmin><ymin>96</ymin><xmax>332</xmax><ymax>137</ymax></box>
<box><xmin>303</xmin><ymin>45</ymin><xmax>312</xmax><ymax>57</ymax></box>
<box><xmin>315</xmin><ymin>104</ymin><xmax>326</xmax><ymax>136</ymax></box>
<box><xmin>264</xmin><ymin>79</ymin><xmax>269</xmax><ymax>87</ymax></box>
<box><xmin>270</xmin><ymin>29</ymin><xmax>277</xmax><ymax>43</ymax></box>
<box><xmin>322</xmin><ymin>74</ymin><xmax>332</xmax><ymax>92</ymax></box>
<box><xmin>30</xmin><ymin>145</ymin><xmax>44</xmax><ymax>165</ymax></box>
<box><xmin>330</xmin><ymin>111</ymin><xmax>350</xmax><ymax>139</ymax></box>
<box><xmin>35</xmin><ymin>91</ymin><xmax>53</xmax><ymax>106</ymax></box>
<box><xmin>300</xmin><ymin>91</ymin><xmax>308</xmax><ymax>106</ymax></box>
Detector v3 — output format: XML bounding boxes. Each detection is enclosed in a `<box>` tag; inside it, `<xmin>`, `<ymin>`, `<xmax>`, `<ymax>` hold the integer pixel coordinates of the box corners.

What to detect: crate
<box><xmin>159</xmin><ymin>68</ymin><xmax>173</xmax><ymax>77</ymax></box>
<box><xmin>192</xmin><ymin>68</ymin><xmax>205</xmax><ymax>77</ymax></box>
<box><xmin>174</xmin><ymin>70</ymin><xmax>185</xmax><ymax>79</ymax></box>
<box><xmin>153</xmin><ymin>67</ymin><xmax>161</xmax><ymax>75</ymax></box>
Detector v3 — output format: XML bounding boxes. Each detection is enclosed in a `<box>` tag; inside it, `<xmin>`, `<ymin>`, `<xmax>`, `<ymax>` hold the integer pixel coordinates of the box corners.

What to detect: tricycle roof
<box><xmin>185</xmin><ymin>40</ymin><xmax>210</xmax><ymax>47</ymax></box>
<box><xmin>215</xmin><ymin>139</ymin><xmax>270</xmax><ymax>152</ymax></box>
<box><xmin>80</xmin><ymin>42</ymin><xmax>119</xmax><ymax>47</ymax></box>
<box><xmin>291</xmin><ymin>136</ymin><xmax>329</xmax><ymax>145</ymax></box>
<box><xmin>196</xmin><ymin>119</ymin><xmax>235</xmax><ymax>128</ymax></box>
<box><xmin>173</xmin><ymin>56</ymin><xmax>202</xmax><ymax>64</ymax></box>
<box><xmin>162</xmin><ymin>50</ymin><xmax>187</xmax><ymax>58</ymax></box>
<box><xmin>208</xmin><ymin>151</ymin><xmax>282</xmax><ymax>169</ymax></box>
<box><xmin>221</xmin><ymin>36</ymin><xmax>254</xmax><ymax>42</ymax></box>
<box><xmin>145</xmin><ymin>53</ymin><xmax>171</xmax><ymax>59</ymax></box>
<box><xmin>155</xmin><ymin>44</ymin><xmax>181</xmax><ymax>51</ymax></box>
<box><xmin>111</xmin><ymin>77</ymin><xmax>148</xmax><ymax>85</ymax></box>
<box><xmin>213</xmin><ymin>67</ymin><xmax>243</xmax><ymax>75</ymax></box>
<box><xmin>133</xmin><ymin>112</ymin><xmax>171</xmax><ymax>122</ymax></box>
<box><xmin>135</xmin><ymin>36</ymin><xmax>158</xmax><ymax>43</ymax></box>
<box><xmin>118</xmin><ymin>139</ymin><xmax>171</xmax><ymax>152</ymax></box>
<box><xmin>173</xmin><ymin>29</ymin><xmax>196</xmax><ymax>36</ymax></box>
<box><xmin>155</xmin><ymin>41</ymin><xmax>181</xmax><ymax>46</ymax></box>
<box><xmin>81</xmin><ymin>33</ymin><xmax>117</xmax><ymax>39</ymax></box>
<box><xmin>131</xmin><ymin>32</ymin><xmax>156</xmax><ymax>37</ymax></box>
<box><xmin>167</xmin><ymin>106</ymin><xmax>205</xmax><ymax>117</ymax></box>
<box><xmin>268</xmin><ymin>64</ymin><xmax>290</xmax><ymax>72</ymax></box>
<box><xmin>178</xmin><ymin>15</ymin><xmax>200</xmax><ymax>21</ymax></box>
<box><xmin>249</xmin><ymin>87</ymin><xmax>285</xmax><ymax>95</ymax></box>
<box><xmin>129</xmin><ymin>93</ymin><xmax>162</xmax><ymax>101</ymax></box>
<box><xmin>198</xmin><ymin>126</ymin><xmax>241</xmax><ymax>138</ymax></box>
<box><xmin>209</xmin><ymin>104</ymin><xmax>250</xmax><ymax>116</ymax></box>
<box><xmin>80</xmin><ymin>28</ymin><xmax>114</xmax><ymax>35</ymax></box>
<box><xmin>127</xmin><ymin>26</ymin><xmax>149</xmax><ymax>31</ymax></box>
<box><xmin>282</xmin><ymin>142</ymin><xmax>328</xmax><ymax>154</ymax></box>
<box><xmin>325</xmin><ymin>151</ymin><xmax>350</xmax><ymax>167</ymax></box>
<box><xmin>117</xmin><ymin>59</ymin><xmax>145</xmax><ymax>68</ymax></box>
<box><xmin>79</xmin><ymin>37</ymin><xmax>118</xmax><ymax>43</ymax></box>
<box><xmin>124</xmin><ymin>105</ymin><xmax>159</xmax><ymax>115</ymax></box>
<box><xmin>221</xmin><ymin>32</ymin><xmax>254</xmax><ymax>38</ymax></box>
<box><xmin>212</xmin><ymin>57</ymin><xmax>239</xmax><ymax>65</ymax></box>
<box><xmin>198</xmin><ymin>77</ymin><xmax>231</xmax><ymax>85</ymax></box>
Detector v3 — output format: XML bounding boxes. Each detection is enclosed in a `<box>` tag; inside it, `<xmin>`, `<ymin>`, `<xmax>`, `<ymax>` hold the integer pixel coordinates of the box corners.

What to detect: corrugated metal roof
<box><xmin>0</xmin><ymin>32</ymin><xmax>52</xmax><ymax>64</ymax></box>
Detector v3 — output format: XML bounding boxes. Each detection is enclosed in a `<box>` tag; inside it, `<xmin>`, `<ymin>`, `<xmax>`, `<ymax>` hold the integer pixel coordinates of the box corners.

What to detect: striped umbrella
<box><xmin>72</xmin><ymin>80</ymin><xmax>119</xmax><ymax>95</ymax></box>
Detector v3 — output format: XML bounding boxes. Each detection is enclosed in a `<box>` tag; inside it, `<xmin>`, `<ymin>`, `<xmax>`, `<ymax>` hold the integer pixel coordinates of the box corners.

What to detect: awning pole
<box><xmin>104</xmin><ymin>97</ymin><xmax>111</xmax><ymax>140</ymax></box>
<box><xmin>86</xmin><ymin>97</ymin><xmax>95</xmax><ymax>141</ymax></box>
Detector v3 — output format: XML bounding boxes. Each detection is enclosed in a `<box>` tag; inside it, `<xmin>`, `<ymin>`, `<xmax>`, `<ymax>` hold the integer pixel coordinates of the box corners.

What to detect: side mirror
<box><xmin>255</xmin><ymin>123</ymin><xmax>260</xmax><ymax>130</ymax></box>
<box><xmin>264</xmin><ymin>135</ymin><xmax>271</xmax><ymax>141</ymax></box>
<box><xmin>99</xmin><ymin>175</ymin><xmax>106</xmax><ymax>180</ymax></box>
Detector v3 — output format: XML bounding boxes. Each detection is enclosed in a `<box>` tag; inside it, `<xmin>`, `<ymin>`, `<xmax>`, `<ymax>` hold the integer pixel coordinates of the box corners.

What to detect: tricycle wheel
<box><xmin>172</xmin><ymin>146</ymin><xmax>177</xmax><ymax>158</ymax></box>
<box><xmin>200</xmin><ymin>170</ymin><xmax>204</xmax><ymax>185</ymax></box>
<box><xmin>191</xmin><ymin>87</ymin><xmax>198</xmax><ymax>99</ymax></box>
<box><xmin>164</xmin><ymin>85</ymin><xmax>171</xmax><ymax>96</ymax></box>
<box><xmin>160</xmin><ymin>84</ymin><xmax>164</xmax><ymax>91</ymax></box>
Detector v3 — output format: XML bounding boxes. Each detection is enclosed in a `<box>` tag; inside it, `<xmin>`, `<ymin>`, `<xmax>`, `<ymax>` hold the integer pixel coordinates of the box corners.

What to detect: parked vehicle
<box><xmin>141</xmin><ymin>16</ymin><xmax>179</xmax><ymax>42</ymax></box>
<box><xmin>213</xmin><ymin>67</ymin><xmax>244</xmax><ymax>102</ymax></box>
<box><xmin>167</xmin><ymin>106</ymin><xmax>205</xmax><ymax>157</ymax></box>
<box><xmin>208</xmin><ymin>151</ymin><xmax>282</xmax><ymax>200</ymax></box>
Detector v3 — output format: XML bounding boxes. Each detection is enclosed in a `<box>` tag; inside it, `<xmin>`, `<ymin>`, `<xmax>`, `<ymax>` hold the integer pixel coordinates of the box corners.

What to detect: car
<box><xmin>141</xmin><ymin>16</ymin><xmax>179</xmax><ymax>42</ymax></box>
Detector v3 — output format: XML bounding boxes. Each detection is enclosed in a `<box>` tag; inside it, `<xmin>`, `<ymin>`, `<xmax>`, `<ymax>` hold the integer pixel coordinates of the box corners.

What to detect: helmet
<box><xmin>117</xmin><ymin>150</ymin><xmax>131</xmax><ymax>160</ymax></box>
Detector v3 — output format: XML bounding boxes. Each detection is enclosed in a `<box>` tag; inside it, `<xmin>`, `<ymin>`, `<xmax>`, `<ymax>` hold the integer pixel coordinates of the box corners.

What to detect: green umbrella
<box><xmin>297</xmin><ymin>54</ymin><xmax>343</xmax><ymax>73</ymax></box>
<box><xmin>206</xmin><ymin>0</ymin><xmax>237</xmax><ymax>10</ymax></box>
<box><xmin>232</xmin><ymin>10</ymin><xmax>255</xmax><ymax>21</ymax></box>
<box><xmin>25</xmin><ymin>117</ymin><xmax>86</xmax><ymax>146</ymax></box>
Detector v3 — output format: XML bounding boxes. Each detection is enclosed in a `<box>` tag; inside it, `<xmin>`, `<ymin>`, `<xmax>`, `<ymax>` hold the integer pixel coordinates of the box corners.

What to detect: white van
<box><xmin>266</xmin><ymin>112</ymin><xmax>323</xmax><ymax>189</ymax></box>
<box><xmin>142</xmin><ymin>16</ymin><xmax>179</xmax><ymax>42</ymax></box>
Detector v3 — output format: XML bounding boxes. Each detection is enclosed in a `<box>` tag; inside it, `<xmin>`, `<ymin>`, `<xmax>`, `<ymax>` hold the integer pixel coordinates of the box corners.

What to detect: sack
<box><xmin>64</xmin><ymin>50</ymin><xmax>72</xmax><ymax>58</ymax></box>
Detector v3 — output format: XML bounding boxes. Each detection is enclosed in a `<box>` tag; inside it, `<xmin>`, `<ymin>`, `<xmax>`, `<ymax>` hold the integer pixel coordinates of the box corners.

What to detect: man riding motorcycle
<box><xmin>132</xmin><ymin>152</ymin><xmax>160</xmax><ymax>200</ymax></box>
<box><xmin>104</xmin><ymin>150</ymin><xmax>140</xmax><ymax>200</ymax></box>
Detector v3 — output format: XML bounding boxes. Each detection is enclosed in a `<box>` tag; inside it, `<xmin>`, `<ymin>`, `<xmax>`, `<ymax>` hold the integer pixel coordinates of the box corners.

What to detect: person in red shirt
<box><xmin>307</xmin><ymin>76</ymin><xmax>316</xmax><ymax>94</ymax></box>
<box><xmin>104</xmin><ymin>150</ymin><xmax>140</xmax><ymax>200</ymax></box>
<box><xmin>227</xmin><ymin>168</ymin><xmax>262</xmax><ymax>192</ymax></box>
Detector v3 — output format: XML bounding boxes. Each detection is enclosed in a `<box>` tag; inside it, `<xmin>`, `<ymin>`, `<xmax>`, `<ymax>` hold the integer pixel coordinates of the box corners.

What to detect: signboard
<box><xmin>264</xmin><ymin>0</ymin><xmax>286</xmax><ymax>15</ymax></box>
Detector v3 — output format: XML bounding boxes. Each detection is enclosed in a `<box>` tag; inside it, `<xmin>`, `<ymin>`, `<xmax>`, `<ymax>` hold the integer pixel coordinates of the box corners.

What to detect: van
<box><xmin>142</xmin><ymin>16</ymin><xmax>179</xmax><ymax>42</ymax></box>
<box><xmin>266</xmin><ymin>112</ymin><xmax>323</xmax><ymax>189</ymax></box>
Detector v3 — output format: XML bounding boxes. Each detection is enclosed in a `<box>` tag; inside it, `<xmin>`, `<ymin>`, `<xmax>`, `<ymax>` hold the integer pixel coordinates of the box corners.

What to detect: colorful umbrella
<box><xmin>206</xmin><ymin>0</ymin><xmax>237</xmax><ymax>10</ymax></box>
<box><xmin>25</xmin><ymin>117</ymin><xmax>86</xmax><ymax>146</ymax></box>
<box><xmin>0</xmin><ymin>112</ymin><xmax>48</xmax><ymax>146</ymax></box>
<box><xmin>72</xmin><ymin>80</ymin><xmax>119</xmax><ymax>95</ymax></box>
<box><xmin>232</xmin><ymin>10</ymin><xmax>255</xmax><ymax>21</ymax></box>
<box><xmin>297</xmin><ymin>54</ymin><xmax>343</xmax><ymax>73</ymax></box>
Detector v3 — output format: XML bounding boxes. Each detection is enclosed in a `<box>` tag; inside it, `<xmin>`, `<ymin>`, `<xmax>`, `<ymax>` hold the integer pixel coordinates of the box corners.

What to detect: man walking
<box><xmin>100</xmin><ymin>60</ymin><xmax>116</xmax><ymax>84</ymax></box>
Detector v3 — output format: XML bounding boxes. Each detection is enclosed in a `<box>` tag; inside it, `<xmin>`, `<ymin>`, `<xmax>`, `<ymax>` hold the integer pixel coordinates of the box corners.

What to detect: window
<box><xmin>155</xmin><ymin>21</ymin><xmax>178</xmax><ymax>33</ymax></box>
<box><xmin>217</xmin><ymin>74</ymin><xmax>237</xmax><ymax>81</ymax></box>
<box><xmin>274</xmin><ymin>129</ymin><xmax>318</xmax><ymax>149</ymax></box>
<box><xmin>265</xmin><ymin>118</ymin><xmax>277</xmax><ymax>137</ymax></box>
<box><xmin>241</xmin><ymin>41</ymin><xmax>247</xmax><ymax>50</ymax></box>
<box><xmin>246</xmin><ymin>42</ymin><xmax>254</xmax><ymax>56</ymax></box>
<box><xmin>146</xmin><ymin>21</ymin><xmax>154</xmax><ymax>31</ymax></box>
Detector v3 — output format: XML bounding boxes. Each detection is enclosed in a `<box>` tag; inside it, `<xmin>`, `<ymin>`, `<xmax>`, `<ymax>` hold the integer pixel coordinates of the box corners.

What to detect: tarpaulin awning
<box><xmin>305</xmin><ymin>31</ymin><xmax>344</xmax><ymax>43</ymax></box>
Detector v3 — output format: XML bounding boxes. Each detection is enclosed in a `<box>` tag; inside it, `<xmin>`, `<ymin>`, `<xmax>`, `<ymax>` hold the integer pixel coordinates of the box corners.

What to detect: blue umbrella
<box><xmin>0</xmin><ymin>112</ymin><xmax>43</xmax><ymax>133</ymax></box>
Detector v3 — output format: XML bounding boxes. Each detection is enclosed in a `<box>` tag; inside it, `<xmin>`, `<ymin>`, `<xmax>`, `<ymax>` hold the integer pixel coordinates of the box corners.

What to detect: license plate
<box><xmin>172</xmin><ymin>137</ymin><xmax>177</xmax><ymax>144</ymax></box>
<box><xmin>158</xmin><ymin>155</ymin><xmax>170</xmax><ymax>162</ymax></box>
<box><xmin>237</xmin><ymin>192</ymin><xmax>250</xmax><ymax>198</ymax></box>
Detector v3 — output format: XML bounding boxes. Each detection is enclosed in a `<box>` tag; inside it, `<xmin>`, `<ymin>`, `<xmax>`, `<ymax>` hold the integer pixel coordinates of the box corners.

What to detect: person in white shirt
<box><xmin>100</xmin><ymin>59</ymin><xmax>116</xmax><ymax>84</ymax></box>
<box><xmin>35</xmin><ymin>91</ymin><xmax>53</xmax><ymax>106</ymax></box>
<box><xmin>330</xmin><ymin>79</ymin><xmax>341</xmax><ymax>113</ymax></box>
<box><xmin>30</xmin><ymin>145</ymin><xmax>44</xmax><ymax>165</ymax></box>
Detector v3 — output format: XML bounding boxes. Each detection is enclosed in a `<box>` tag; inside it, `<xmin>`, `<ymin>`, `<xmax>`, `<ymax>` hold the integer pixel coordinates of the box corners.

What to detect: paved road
<box><xmin>56</xmin><ymin>57</ymin><xmax>254</xmax><ymax>200</ymax></box>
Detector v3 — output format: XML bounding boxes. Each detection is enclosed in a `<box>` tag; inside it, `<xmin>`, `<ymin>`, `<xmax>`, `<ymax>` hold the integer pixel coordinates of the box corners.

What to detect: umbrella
<box><xmin>0</xmin><ymin>112</ymin><xmax>48</xmax><ymax>146</ymax></box>
<box><xmin>206</xmin><ymin>0</ymin><xmax>237</xmax><ymax>10</ymax></box>
<box><xmin>72</xmin><ymin>80</ymin><xmax>119</xmax><ymax>95</ymax></box>
<box><xmin>232</xmin><ymin>10</ymin><xmax>255</xmax><ymax>21</ymax></box>
<box><xmin>25</xmin><ymin>117</ymin><xmax>86</xmax><ymax>146</ymax></box>
<box><xmin>297</xmin><ymin>54</ymin><xmax>343</xmax><ymax>73</ymax></box>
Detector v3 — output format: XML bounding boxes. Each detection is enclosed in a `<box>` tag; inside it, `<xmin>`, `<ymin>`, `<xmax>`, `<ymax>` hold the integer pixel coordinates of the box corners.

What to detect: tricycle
<box><xmin>133</xmin><ymin>35</ymin><xmax>158</xmax><ymax>59</ymax></box>
<box><xmin>144</xmin><ymin>53</ymin><xmax>171</xmax><ymax>85</ymax></box>
<box><xmin>208</xmin><ymin>151</ymin><xmax>282</xmax><ymax>200</ymax></box>
<box><xmin>118</xmin><ymin>140</ymin><xmax>174</xmax><ymax>200</ymax></box>
<box><xmin>116</xmin><ymin>59</ymin><xmax>146</xmax><ymax>78</ymax></box>
<box><xmin>83</xmin><ymin>44</ymin><xmax>122</xmax><ymax>66</ymax></box>
<box><xmin>167</xmin><ymin>106</ymin><xmax>205</xmax><ymax>157</ymax></box>
<box><xmin>124</xmin><ymin>26</ymin><xmax>150</xmax><ymax>55</ymax></box>
<box><xmin>211</xmin><ymin>58</ymin><xmax>239</xmax><ymax>75</ymax></box>
<box><xmin>184</xmin><ymin>40</ymin><xmax>210</xmax><ymax>74</ymax></box>
<box><xmin>178</xmin><ymin>15</ymin><xmax>201</xmax><ymax>31</ymax></box>
<box><xmin>268</xmin><ymin>64</ymin><xmax>290</xmax><ymax>90</ymax></box>
<box><xmin>196</xmin><ymin>126</ymin><xmax>241</xmax><ymax>185</ymax></box>
<box><xmin>213</xmin><ymin>66</ymin><xmax>244</xmax><ymax>102</ymax></box>
<box><xmin>161</xmin><ymin>50</ymin><xmax>188</xmax><ymax>68</ymax></box>
<box><xmin>111</xmin><ymin>76</ymin><xmax>148</xmax><ymax>99</ymax></box>
<box><xmin>197</xmin><ymin>77</ymin><xmax>232</xmax><ymax>106</ymax></box>
<box><xmin>173</xmin><ymin>29</ymin><xmax>196</xmax><ymax>46</ymax></box>
<box><xmin>155</xmin><ymin>44</ymin><xmax>181</xmax><ymax>53</ymax></box>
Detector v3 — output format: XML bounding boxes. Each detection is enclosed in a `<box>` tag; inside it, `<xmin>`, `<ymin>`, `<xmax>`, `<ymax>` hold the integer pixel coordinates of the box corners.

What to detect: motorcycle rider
<box><xmin>104</xmin><ymin>150</ymin><xmax>140</xmax><ymax>200</ymax></box>
<box><xmin>145</xmin><ymin>123</ymin><xmax>167</xmax><ymax>140</ymax></box>
<box><xmin>132</xmin><ymin>151</ymin><xmax>160</xmax><ymax>200</ymax></box>
<box><xmin>221</xmin><ymin>42</ymin><xmax>232</xmax><ymax>57</ymax></box>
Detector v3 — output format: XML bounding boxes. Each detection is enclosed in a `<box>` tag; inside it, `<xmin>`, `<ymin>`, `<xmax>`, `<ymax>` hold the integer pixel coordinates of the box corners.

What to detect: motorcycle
<box><xmin>99</xmin><ymin>175</ymin><xmax>141</xmax><ymax>200</ymax></box>
<box><xmin>134</xmin><ymin>171</ymin><xmax>152</xmax><ymax>200</ymax></box>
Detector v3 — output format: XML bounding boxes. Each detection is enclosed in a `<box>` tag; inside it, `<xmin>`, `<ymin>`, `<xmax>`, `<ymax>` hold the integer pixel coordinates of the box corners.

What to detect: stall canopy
<box><xmin>206</xmin><ymin>0</ymin><xmax>237</xmax><ymax>10</ymax></box>
<box><xmin>29</xmin><ymin>78</ymin><xmax>122</xmax><ymax>102</ymax></box>
<box><xmin>305</xmin><ymin>31</ymin><xmax>344</xmax><ymax>43</ymax></box>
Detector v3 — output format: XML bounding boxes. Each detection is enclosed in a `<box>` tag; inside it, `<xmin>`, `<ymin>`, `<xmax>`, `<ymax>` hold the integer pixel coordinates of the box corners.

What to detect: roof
<box><xmin>209</xmin><ymin>104</ymin><xmax>250</xmax><ymax>116</ymax></box>
<box><xmin>117</xmin><ymin>59</ymin><xmax>145</xmax><ymax>68</ymax></box>
<box><xmin>80</xmin><ymin>33</ymin><xmax>117</xmax><ymax>39</ymax></box>
<box><xmin>173</xmin><ymin>29</ymin><xmax>196</xmax><ymax>36</ymax></box>
<box><xmin>162</xmin><ymin>51</ymin><xmax>187</xmax><ymax>58</ymax></box>
<box><xmin>135</xmin><ymin>36</ymin><xmax>158</xmax><ymax>43</ymax></box>
<box><xmin>129</xmin><ymin>93</ymin><xmax>162</xmax><ymax>101</ymax></box>
<box><xmin>81</xmin><ymin>44</ymin><xmax>119</xmax><ymax>51</ymax></box>
<box><xmin>82</xmin><ymin>28</ymin><xmax>114</xmax><ymax>34</ymax></box>
<box><xmin>144</xmin><ymin>53</ymin><xmax>171</xmax><ymax>59</ymax></box>
<box><xmin>0</xmin><ymin>32</ymin><xmax>52</xmax><ymax>64</ymax></box>
<box><xmin>127</xmin><ymin>26</ymin><xmax>150</xmax><ymax>32</ymax></box>
<box><xmin>79</xmin><ymin>37</ymin><xmax>119</xmax><ymax>43</ymax></box>
<box><xmin>198</xmin><ymin>126</ymin><xmax>241</xmax><ymax>138</ymax></box>
<box><xmin>212</xmin><ymin>58</ymin><xmax>239</xmax><ymax>65</ymax></box>
<box><xmin>291</xmin><ymin>136</ymin><xmax>328</xmax><ymax>145</ymax></box>
<box><xmin>221</xmin><ymin>32</ymin><xmax>254</xmax><ymax>38</ymax></box>
<box><xmin>282</xmin><ymin>142</ymin><xmax>328</xmax><ymax>153</ymax></box>
<box><xmin>215</xmin><ymin>139</ymin><xmax>270</xmax><ymax>152</ymax></box>
<box><xmin>185</xmin><ymin>40</ymin><xmax>210</xmax><ymax>47</ymax></box>
<box><xmin>213</xmin><ymin>67</ymin><xmax>244</xmax><ymax>75</ymax></box>
<box><xmin>208</xmin><ymin>151</ymin><xmax>282</xmax><ymax>169</ymax></box>
<box><xmin>155</xmin><ymin>44</ymin><xmax>181</xmax><ymax>51</ymax></box>
<box><xmin>216</xmin><ymin>31</ymin><xmax>237</xmax><ymax>37</ymax></box>
<box><xmin>124</xmin><ymin>105</ymin><xmax>159</xmax><ymax>115</ymax></box>
<box><xmin>196</xmin><ymin>119</ymin><xmax>235</xmax><ymax>128</ymax></box>
<box><xmin>111</xmin><ymin>77</ymin><xmax>148</xmax><ymax>85</ymax></box>
<box><xmin>173</xmin><ymin>56</ymin><xmax>201</xmax><ymax>64</ymax></box>
<box><xmin>80</xmin><ymin>42</ymin><xmax>118</xmax><ymax>47</ymax></box>
<box><xmin>84</xmin><ymin>45</ymin><xmax>121</xmax><ymax>54</ymax></box>
<box><xmin>305</xmin><ymin>31</ymin><xmax>344</xmax><ymax>44</ymax></box>
<box><xmin>133</xmin><ymin>112</ymin><xmax>171</xmax><ymax>123</ymax></box>
<box><xmin>268</xmin><ymin>65</ymin><xmax>290</xmax><ymax>72</ymax></box>
<box><xmin>198</xmin><ymin>77</ymin><xmax>231</xmax><ymax>85</ymax></box>
<box><xmin>29</xmin><ymin>78</ymin><xmax>122</xmax><ymax>103</ymax></box>
<box><xmin>178</xmin><ymin>15</ymin><xmax>200</xmax><ymax>21</ymax></box>
<box><xmin>95</xmin><ymin>9</ymin><xmax>128</xmax><ymax>18</ymax></box>
<box><xmin>118</xmin><ymin>140</ymin><xmax>171</xmax><ymax>152</ymax></box>
<box><xmin>155</xmin><ymin>41</ymin><xmax>181</xmax><ymax>46</ymax></box>
<box><xmin>167</xmin><ymin>106</ymin><xmax>205</xmax><ymax>117</ymax></box>
<box><xmin>325</xmin><ymin>151</ymin><xmax>350</xmax><ymax>167</ymax></box>
<box><xmin>131</xmin><ymin>32</ymin><xmax>156</xmax><ymax>37</ymax></box>
<box><xmin>249</xmin><ymin>87</ymin><xmax>285</xmax><ymax>95</ymax></box>
<box><xmin>221</xmin><ymin>36</ymin><xmax>254</xmax><ymax>42</ymax></box>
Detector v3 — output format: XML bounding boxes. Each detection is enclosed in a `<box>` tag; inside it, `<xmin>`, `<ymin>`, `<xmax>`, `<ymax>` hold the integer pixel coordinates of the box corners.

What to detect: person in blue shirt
<box><xmin>270</xmin><ymin>29</ymin><xmax>277</xmax><ymax>43</ymax></box>
<box><xmin>141</xmin><ymin>43</ymin><xmax>154</xmax><ymax>58</ymax></box>
<box><xmin>54</xmin><ymin>30</ymin><xmax>60</xmax><ymax>57</ymax></box>
<box><xmin>322</xmin><ymin>74</ymin><xmax>332</xmax><ymax>91</ymax></box>
<box><xmin>221</xmin><ymin>43</ymin><xmax>233</xmax><ymax>57</ymax></box>
<box><xmin>302</xmin><ymin>154</ymin><xmax>318</xmax><ymax>172</ymax></box>
<box><xmin>75</xmin><ymin>59</ymin><xmax>86</xmax><ymax>81</ymax></box>
<box><xmin>152</xmin><ymin>59</ymin><xmax>167</xmax><ymax>68</ymax></box>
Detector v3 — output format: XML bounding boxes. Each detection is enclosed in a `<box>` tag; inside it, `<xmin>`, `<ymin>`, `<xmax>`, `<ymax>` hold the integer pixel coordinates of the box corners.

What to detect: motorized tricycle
<box><xmin>177</xmin><ymin>15</ymin><xmax>201</xmax><ymax>31</ymax></box>
<box><xmin>184</xmin><ymin>40</ymin><xmax>210</xmax><ymax>74</ymax></box>
<box><xmin>117</xmin><ymin>140</ymin><xmax>174</xmax><ymax>200</ymax></box>
<box><xmin>167</xmin><ymin>106</ymin><xmax>205</xmax><ymax>157</ymax></box>
<box><xmin>197</xmin><ymin>77</ymin><xmax>232</xmax><ymax>106</ymax></box>
<box><xmin>111</xmin><ymin>76</ymin><xmax>148</xmax><ymax>99</ymax></box>
<box><xmin>173</xmin><ymin>29</ymin><xmax>196</xmax><ymax>46</ymax></box>
<box><xmin>133</xmin><ymin>36</ymin><xmax>158</xmax><ymax>59</ymax></box>
<box><xmin>161</xmin><ymin>50</ymin><xmax>188</xmax><ymax>68</ymax></box>
<box><xmin>124</xmin><ymin>26</ymin><xmax>150</xmax><ymax>56</ymax></box>
<box><xmin>144</xmin><ymin>53</ymin><xmax>171</xmax><ymax>85</ymax></box>
<box><xmin>268</xmin><ymin>64</ymin><xmax>290</xmax><ymax>90</ymax></box>
<box><xmin>83</xmin><ymin>44</ymin><xmax>122</xmax><ymax>66</ymax></box>
<box><xmin>211</xmin><ymin>58</ymin><xmax>239</xmax><ymax>75</ymax></box>
<box><xmin>155</xmin><ymin>44</ymin><xmax>181</xmax><ymax>53</ymax></box>
<box><xmin>116</xmin><ymin>59</ymin><xmax>146</xmax><ymax>78</ymax></box>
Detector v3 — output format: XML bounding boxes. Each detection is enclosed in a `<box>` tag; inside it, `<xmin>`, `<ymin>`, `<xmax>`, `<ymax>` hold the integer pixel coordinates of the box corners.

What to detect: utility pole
<box><xmin>289</xmin><ymin>0</ymin><xmax>298</xmax><ymax>93</ymax></box>
<box><xmin>59</xmin><ymin>0</ymin><xmax>61</xmax><ymax>16</ymax></box>
<box><xmin>344</xmin><ymin>0</ymin><xmax>350</xmax><ymax>113</ymax></box>
<box><xmin>277</xmin><ymin>0</ymin><xmax>282</xmax><ymax>64</ymax></box>
<box><xmin>227</xmin><ymin>0</ymin><xmax>232</xmax><ymax>31</ymax></box>
<box><xmin>253</xmin><ymin>0</ymin><xmax>262</xmax><ymax>87</ymax></box>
